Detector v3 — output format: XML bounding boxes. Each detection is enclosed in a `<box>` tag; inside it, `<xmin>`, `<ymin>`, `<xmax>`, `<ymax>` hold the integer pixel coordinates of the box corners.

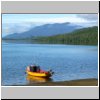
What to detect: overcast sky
<box><xmin>2</xmin><ymin>14</ymin><xmax>98</xmax><ymax>37</ymax></box>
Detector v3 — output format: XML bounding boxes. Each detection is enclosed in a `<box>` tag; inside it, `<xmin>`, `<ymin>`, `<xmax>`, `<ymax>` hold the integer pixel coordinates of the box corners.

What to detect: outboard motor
<box><xmin>48</xmin><ymin>69</ymin><xmax>54</xmax><ymax>75</ymax></box>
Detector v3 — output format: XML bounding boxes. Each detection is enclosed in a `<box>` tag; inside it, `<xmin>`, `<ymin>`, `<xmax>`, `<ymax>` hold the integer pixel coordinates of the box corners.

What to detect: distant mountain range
<box><xmin>2</xmin><ymin>26</ymin><xmax>98</xmax><ymax>45</ymax></box>
<box><xmin>33</xmin><ymin>26</ymin><xmax>98</xmax><ymax>45</ymax></box>
<box><xmin>3</xmin><ymin>22</ymin><xmax>82</xmax><ymax>39</ymax></box>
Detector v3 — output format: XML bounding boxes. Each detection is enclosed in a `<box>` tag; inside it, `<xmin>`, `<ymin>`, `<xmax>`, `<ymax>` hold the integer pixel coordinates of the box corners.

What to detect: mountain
<box><xmin>3</xmin><ymin>22</ymin><xmax>82</xmax><ymax>39</ymax></box>
<box><xmin>32</xmin><ymin>26</ymin><xmax>98</xmax><ymax>45</ymax></box>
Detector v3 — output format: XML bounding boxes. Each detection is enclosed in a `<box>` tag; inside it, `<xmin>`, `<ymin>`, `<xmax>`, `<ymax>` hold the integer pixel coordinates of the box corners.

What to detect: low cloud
<box><xmin>2</xmin><ymin>23</ymin><xmax>36</xmax><ymax>37</ymax></box>
<box><xmin>2</xmin><ymin>14</ymin><xmax>98</xmax><ymax>36</ymax></box>
<box><xmin>77</xmin><ymin>14</ymin><xmax>98</xmax><ymax>21</ymax></box>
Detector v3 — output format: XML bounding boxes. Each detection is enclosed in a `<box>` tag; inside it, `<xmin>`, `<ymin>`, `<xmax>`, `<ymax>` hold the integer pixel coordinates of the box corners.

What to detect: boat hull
<box><xmin>26</xmin><ymin>71</ymin><xmax>52</xmax><ymax>78</ymax></box>
<box><xmin>26</xmin><ymin>75</ymin><xmax>52</xmax><ymax>83</ymax></box>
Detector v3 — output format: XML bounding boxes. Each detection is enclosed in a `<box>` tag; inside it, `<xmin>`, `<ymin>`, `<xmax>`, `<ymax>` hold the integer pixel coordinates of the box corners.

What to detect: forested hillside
<box><xmin>3</xmin><ymin>26</ymin><xmax>98</xmax><ymax>45</ymax></box>
<box><xmin>32</xmin><ymin>26</ymin><xmax>98</xmax><ymax>45</ymax></box>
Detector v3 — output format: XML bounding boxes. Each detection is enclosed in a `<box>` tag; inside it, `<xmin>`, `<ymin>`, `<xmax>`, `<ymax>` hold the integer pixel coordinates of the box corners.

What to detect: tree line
<box><xmin>32</xmin><ymin>26</ymin><xmax>98</xmax><ymax>45</ymax></box>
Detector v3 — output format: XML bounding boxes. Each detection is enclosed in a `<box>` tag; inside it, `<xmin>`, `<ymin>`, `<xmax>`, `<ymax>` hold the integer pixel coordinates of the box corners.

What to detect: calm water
<box><xmin>2</xmin><ymin>41</ymin><xmax>98</xmax><ymax>86</ymax></box>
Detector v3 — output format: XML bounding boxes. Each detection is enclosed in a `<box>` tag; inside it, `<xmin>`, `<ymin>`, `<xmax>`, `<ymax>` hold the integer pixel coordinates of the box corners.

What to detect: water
<box><xmin>2</xmin><ymin>41</ymin><xmax>98</xmax><ymax>86</ymax></box>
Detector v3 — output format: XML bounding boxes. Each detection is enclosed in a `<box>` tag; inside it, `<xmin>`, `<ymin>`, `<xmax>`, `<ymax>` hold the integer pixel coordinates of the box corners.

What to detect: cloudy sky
<box><xmin>2</xmin><ymin>14</ymin><xmax>98</xmax><ymax>37</ymax></box>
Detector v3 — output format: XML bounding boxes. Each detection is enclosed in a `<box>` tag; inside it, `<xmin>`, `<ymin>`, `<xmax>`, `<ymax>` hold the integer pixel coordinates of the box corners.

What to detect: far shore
<box><xmin>12</xmin><ymin>78</ymin><xmax>98</xmax><ymax>86</ymax></box>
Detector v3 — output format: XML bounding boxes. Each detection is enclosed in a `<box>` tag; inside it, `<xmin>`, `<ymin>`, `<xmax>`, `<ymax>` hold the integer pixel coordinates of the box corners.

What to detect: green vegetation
<box><xmin>3</xmin><ymin>26</ymin><xmax>98</xmax><ymax>45</ymax></box>
<box><xmin>30</xmin><ymin>26</ymin><xmax>98</xmax><ymax>45</ymax></box>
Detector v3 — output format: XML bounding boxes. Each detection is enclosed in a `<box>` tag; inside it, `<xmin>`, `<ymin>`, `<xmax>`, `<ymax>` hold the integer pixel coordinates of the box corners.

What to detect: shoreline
<box><xmin>12</xmin><ymin>78</ymin><xmax>98</xmax><ymax>86</ymax></box>
<box><xmin>2</xmin><ymin>40</ymin><xmax>98</xmax><ymax>46</ymax></box>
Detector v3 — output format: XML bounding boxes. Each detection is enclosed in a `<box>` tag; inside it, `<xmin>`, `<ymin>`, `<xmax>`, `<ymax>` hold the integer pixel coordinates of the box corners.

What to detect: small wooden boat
<box><xmin>26</xmin><ymin>66</ymin><xmax>54</xmax><ymax>78</ymax></box>
<box><xmin>26</xmin><ymin>75</ymin><xmax>52</xmax><ymax>83</ymax></box>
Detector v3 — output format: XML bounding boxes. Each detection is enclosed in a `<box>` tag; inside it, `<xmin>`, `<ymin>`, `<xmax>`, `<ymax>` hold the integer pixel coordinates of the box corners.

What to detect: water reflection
<box><xmin>26</xmin><ymin>75</ymin><xmax>53</xmax><ymax>83</ymax></box>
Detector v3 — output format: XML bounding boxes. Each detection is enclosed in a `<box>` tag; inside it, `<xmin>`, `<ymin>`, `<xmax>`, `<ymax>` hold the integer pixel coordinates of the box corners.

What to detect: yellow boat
<box><xmin>26</xmin><ymin>75</ymin><xmax>52</xmax><ymax>83</ymax></box>
<box><xmin>26</xmin><ymin>70</ymin><xmax>52</xmax><ymax>78</ymax></box>
<box><xmin>26</xmin><ymin>66</ymin><xmax>54</xmax><ymax>78</ymax></box>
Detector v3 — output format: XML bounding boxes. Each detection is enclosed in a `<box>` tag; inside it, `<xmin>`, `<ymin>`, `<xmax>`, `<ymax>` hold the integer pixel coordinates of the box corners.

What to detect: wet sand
<box><xmin>25</xmin><ymin>78</ymin><xmax>98</xmax><ymax>86</ymax></box>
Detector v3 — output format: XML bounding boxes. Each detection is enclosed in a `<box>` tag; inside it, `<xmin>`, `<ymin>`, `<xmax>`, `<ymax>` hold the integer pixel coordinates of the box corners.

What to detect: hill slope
<box><xmin>3</xmin><ymin>22</ymin><xmax>81</xmax><ymax>39</ymax></box>
<box><xmin>32</xmin><ymin>26</ymin><xmax>98</xmax><ymax>45</ymax></box>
